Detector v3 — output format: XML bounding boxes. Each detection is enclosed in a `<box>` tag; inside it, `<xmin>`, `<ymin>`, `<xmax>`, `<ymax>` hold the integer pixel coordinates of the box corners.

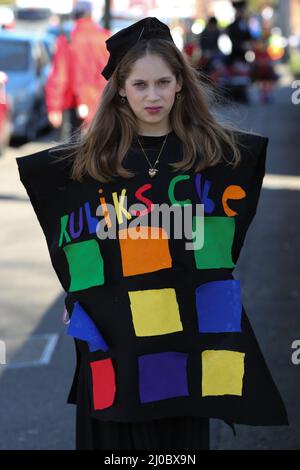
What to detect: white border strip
<box><xmin>264</xmin><ymin>174</ymin><xmax>300</xmax><ymax>190</ymax></box>
<box><xmin>3</xmin><ymin>334</ymin><xmax>59</xmax><ymax>369</ymax></box>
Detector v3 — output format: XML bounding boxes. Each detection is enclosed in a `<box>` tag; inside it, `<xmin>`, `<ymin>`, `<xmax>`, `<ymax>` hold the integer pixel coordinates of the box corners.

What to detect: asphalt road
<box><xmin>0</xmin><ymin>83</ymin><xmax>299</xmax><ymax>450</ymax></box>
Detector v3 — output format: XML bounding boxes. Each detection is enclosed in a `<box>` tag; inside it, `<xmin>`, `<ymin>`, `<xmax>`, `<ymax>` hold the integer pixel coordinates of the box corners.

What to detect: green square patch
<box><xmin>63</xmin><ymin>239</ymin><xmax>105</xmax><ymax>292</ymax></box>
<box><xmin>193</xmin><ymin>216</ymin><xmax>235</xmax><ymax>269</ymax></box>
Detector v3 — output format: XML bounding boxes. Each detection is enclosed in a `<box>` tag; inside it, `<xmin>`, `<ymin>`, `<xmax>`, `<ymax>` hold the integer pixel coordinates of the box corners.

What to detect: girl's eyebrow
<box><xmin>131</xmin><ymin>76</ymin><xmax>173</xmax><ymax>82</ymax></box>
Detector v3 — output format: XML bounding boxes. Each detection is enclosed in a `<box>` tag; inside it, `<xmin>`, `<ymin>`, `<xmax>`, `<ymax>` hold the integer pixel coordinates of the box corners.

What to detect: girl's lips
<box><xmin>145</xmin><ymin>107</ymin><xmax>162</xmax><ymax>114</ymax></box>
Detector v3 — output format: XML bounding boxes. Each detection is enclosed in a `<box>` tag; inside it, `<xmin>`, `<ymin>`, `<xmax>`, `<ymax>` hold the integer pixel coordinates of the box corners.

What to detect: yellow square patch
<box><xmin>128</xmin><ymin>288</ymin><xmax>183</xmax><ymax>337</ymax></box>
<box><xmin>201</xmin><ymin>349</ymin><xmax>245</xmax><ymax>396</ymax></box>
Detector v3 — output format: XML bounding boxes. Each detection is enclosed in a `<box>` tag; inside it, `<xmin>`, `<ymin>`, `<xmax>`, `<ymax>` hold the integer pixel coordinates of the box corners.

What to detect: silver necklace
<box><xmin>137</xmin><ymin>134</ymin><xmax>168</xmax><ymax>177</ymax></box>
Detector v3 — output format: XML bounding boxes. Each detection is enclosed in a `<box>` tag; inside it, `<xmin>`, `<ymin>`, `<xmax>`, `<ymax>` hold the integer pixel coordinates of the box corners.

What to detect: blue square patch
<box><xmin>195</xmin><ymin>280</ymin><xmax>242</xmax><ymax>333</ymax></box>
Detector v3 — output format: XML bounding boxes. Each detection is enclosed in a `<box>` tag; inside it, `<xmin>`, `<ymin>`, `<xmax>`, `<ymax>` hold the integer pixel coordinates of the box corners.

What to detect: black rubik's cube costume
<box><xmin>16</xmin><ymin>17</ymin><xmax>288</xmax><ymax>450</ymax></box>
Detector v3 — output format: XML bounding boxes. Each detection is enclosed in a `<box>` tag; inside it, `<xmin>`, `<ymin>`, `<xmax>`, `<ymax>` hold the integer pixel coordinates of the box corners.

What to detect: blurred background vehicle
<box><xmin>0</xmin><ymin>71</ymin><xmax>11</xmax><ymax>155</ymax></box>
<box><xmin>0</xmin><ymin>5</ymin><xmax>16</xmax><ymax>30</ymax></box>
<box><xmin>45</xmin><ymin>14</ymin><xmax>136</xmax><ymax>40</ymax></box>
<box><xmin>0</xmin><ymin>30</ymin><xmax>51</xmax><ymax>142</ymax></box>
<box><xmin>15</xmin><ymin>0</ymin><xmax>52</xmax><ymax>21</ymax></box>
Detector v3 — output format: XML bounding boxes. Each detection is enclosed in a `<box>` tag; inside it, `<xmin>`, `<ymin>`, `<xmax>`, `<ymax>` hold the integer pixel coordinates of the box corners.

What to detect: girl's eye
<box><xmin>134</xmin><ymin>81</ymin><xmax>170</xmax><ymax>87</ymax></box>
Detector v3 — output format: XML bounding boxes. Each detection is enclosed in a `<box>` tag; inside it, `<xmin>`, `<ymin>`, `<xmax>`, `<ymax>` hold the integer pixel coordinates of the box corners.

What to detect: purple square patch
<box><xmin>138</xmin><ymin>352</ymin><xmax>189</xmax><ymax>403</ymax></box>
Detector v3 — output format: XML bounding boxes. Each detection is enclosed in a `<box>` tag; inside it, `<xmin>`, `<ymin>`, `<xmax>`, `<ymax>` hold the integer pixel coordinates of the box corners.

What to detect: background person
<box><xmin>46</xmin><ymin>1</ymin><xmax>111</xmax><ymax>141</ymax></box>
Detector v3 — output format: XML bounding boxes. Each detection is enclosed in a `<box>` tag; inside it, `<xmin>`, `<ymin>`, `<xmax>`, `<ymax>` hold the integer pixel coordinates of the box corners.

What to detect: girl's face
<box><xmin>118</xmin><ymin>53</ymin><xmax>182</xmax><ymax>135</ymax></box>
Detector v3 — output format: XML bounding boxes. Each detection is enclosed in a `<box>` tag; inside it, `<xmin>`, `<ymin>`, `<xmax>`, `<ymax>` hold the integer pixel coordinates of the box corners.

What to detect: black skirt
<box><xmin>76</xmin><ymin>412</ymin><xmax>210</xmax><ymax>451</ymax></box>
<box><xmin>75</xmin><ymin>361</ymin><xmax>210</xmax><ymax>450</ymax></box>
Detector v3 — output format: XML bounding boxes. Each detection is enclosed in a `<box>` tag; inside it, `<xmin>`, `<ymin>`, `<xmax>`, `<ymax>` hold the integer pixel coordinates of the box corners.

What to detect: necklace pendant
<box><xmin>148</xmin><ymin>168</ymin><xmax>158</xmax><ymax>177</ymax></box>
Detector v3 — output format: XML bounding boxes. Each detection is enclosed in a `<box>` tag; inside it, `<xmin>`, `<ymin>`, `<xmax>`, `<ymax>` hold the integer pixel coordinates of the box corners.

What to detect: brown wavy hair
<box><xmin>52</xmin><ymin>37</ymin><xmax>243</xmax><ymax>183</ymax></box>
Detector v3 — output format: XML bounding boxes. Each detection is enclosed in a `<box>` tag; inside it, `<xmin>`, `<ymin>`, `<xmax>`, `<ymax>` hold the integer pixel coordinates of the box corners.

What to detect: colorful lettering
<box><xmin>168</xmin><ymin>175</ymin><xmax>192</xmax><ymax>206</ymax></box>
<box><xmin>112</xmin><ymin>189</ymin><xmax>132</xmax><ymax>224</ymax></box>
<box><xmin>222</xmin><ymin>185</ymin><xmax>246</xmax><ymax>216</ymax></box>
<box><xmin>59</xmin><ymin>214</ymin><xmax>71</xmax><ymax>247</ymax></box>
<box><xmin>131</xmin><ymin>183</ymin><xmax>155</xmax><ymax>217</ymax></box>
<box><xmin>195</xmin><ymin>173</ymin><xmax>215</xmax><ymax>214</ymax></box>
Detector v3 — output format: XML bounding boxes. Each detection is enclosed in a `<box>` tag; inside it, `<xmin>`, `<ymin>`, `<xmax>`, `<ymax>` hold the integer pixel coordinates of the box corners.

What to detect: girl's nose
<box><xmin>146</xmin><ymin>86</ymin><xmax>160</xmax><ymax>99</ymax></box>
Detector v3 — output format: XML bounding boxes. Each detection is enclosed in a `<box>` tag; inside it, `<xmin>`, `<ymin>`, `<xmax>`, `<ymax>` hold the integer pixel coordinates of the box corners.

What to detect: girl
<box><xmin>16</xmin><ymin>17</ymin><xmax>288</xmax><ymax>451</ymax></box>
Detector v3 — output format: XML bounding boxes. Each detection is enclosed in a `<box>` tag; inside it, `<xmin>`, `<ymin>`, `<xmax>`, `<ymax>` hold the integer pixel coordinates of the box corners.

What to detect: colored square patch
<box><xmin>90</xmin><ymin>358</ymin><xmax>116</xmax><ymax>410</ymax></box>
<box><xmin>67</xmin><ymin>301</ymin><xmax>109</xmax><ymax>352</ymax></box>
<box><xmin>195</xmin><ymin>280</ymin><xmax>242</xmax><ymax>333</ymax></box>
<box><xmin>201</xmin><ymin>350</ymin><xmax>245</xmax><ymax>396</ymax></box>
<box><xmin>192</xmin><ymin>216</ymin><xmax>235</xmax><ymax>269</ymax></box>
<box><xmin>63</xmin><ymin>239</ymin><xmax>105</xmax><ymax>292</ymax></box>
<box><xmin>118</xmin><ymin>226</ymin><xmax>172</xmax><ymax>276</ymax></box>
<box><xmin>138</xmin><ymin>352</ymin><xmax>189</xmax><ymax>403</ymax></box>
<box><xmin>128</xmin><ymin>288</ymin><xmax>183</xmax><ymax>337</ymax></box>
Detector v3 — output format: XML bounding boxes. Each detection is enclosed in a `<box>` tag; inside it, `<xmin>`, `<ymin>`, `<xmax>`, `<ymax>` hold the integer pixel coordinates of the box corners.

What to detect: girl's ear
<box><xmin>176</xmin><ymin>76</ymin><xmax>183</xmax><ymax>92</ymax></box>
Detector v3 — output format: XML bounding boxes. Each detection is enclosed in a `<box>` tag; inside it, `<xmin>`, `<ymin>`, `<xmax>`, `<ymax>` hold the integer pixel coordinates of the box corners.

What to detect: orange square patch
<box><xmin>118</xmin><ymin>226</ymin><xmax>172</xmax><ymax>276</ymax></box>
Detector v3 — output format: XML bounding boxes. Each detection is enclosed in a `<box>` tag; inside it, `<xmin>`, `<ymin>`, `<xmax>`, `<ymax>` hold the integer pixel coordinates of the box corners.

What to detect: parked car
<box><xmin>0</xmin><ymin>71</ymin><xmax>11</xmax><ymax>155</ymax></box>
<box><xmin>0</xmin><ymin>30</ymin><xmax>52</xmax><ymax>141</ymax></box>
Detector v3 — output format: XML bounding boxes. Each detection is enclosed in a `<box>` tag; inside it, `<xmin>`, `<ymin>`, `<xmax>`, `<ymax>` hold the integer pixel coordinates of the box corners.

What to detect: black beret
<box><xmin>101</xmin><ymin>16</ymin><xmax>175</xmax><ymax>80</ymax></box>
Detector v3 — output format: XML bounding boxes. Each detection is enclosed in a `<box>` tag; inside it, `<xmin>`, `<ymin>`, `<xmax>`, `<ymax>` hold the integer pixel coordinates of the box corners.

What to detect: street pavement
<box><xmin>0</xmin><ymin>136</ymin><xmax>76</xmax><ymax>449</ymax></box>
<box><xmin>0</xmin><ymin>83</ymin><xmax>299</xmax><ymax>449</ymax></box>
